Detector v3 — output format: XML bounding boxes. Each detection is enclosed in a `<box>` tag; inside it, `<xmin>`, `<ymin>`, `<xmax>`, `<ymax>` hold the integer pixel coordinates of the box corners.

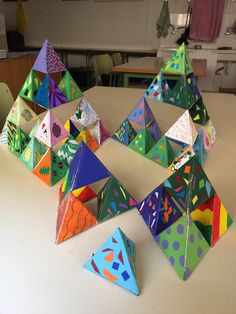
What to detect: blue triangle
<box><xmin>69</xmin><ymin>141</ymin><xmax>110</xmax><ymax>191</ymax></box>
<box><xmin>84</xmin><ymin>228</ymin><xmax>139</xmax><ymax>295</ymax></box>
<box><xmin>34</xmin><ymin>76</ymin><xmax>49</xmax><ymax>108</ymax></box>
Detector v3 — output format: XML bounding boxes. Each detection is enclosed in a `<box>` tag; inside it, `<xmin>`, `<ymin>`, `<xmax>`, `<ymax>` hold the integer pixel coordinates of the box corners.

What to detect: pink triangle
<box><xmin>99</xmin><ymin>120</ymin><xmax>110</xmax><ymax>144</ymax></box>
<box><xmin>129</xmin><ymin>197</ymin><xmax>137</xmax><ymax>206</ymax></box>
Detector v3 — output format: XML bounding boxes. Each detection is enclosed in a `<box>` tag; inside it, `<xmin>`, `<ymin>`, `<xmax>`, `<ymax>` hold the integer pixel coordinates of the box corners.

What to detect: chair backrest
<box><xmin>0</xmin><ymin>82</ymin><xmax>14</xmax><ymax>131</ymax></box>
<box><xmin>112</xmin><ymin>52</ymin><xmax>123</xmax><ymax>66</ymax></box>
<box><xmin>91</xmin><ymin>54</ymin><xmax>113</xmax><ymax>76</ymax></box>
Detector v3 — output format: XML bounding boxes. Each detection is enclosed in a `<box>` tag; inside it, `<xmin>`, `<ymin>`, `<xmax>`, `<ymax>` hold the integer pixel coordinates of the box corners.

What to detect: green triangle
<box><xmin>19</xmin><ymin>69</ymin><xmax>42</xmax><ymax>101</ymax></box>
<box><xmin>50</xmin><ymin>150</ymin><xmax>68</xmax><ymax>185</ymax></box>
<box><xmin>189</xmin><ymin>97</ymin><xmax>210</xmax><ymax>126</ymax></box>
<box><xmin>20</xmin><ymin>137</ymin><xmax>47</xmax><ymax>171</ymax></box>
<box><xmin>9</xmin><ymin>127</ymin><xmax>30</xmax><ymax>157</ymax></box>
<box><xmin>58</xmin><ymin>71</ymin><xmax>83</xmax><ymax>101</ymax></box>
<box><xmin>29</xmin><ymin>119</ymin><xmax>41</xmax><ymax>138</ymax></box>
<box><xmin>162</xmin><ymin>43</ymin><xmax>193</xmax><ymax>75</ymax></box>
<box><xmin>155</xmin><ymin>215</ymin><xmax>209</xmax><ymax>280</ymax></box>
<box><xmin>97</xmin><ymin>175</ymin><xmax>136</xmax><ymax>223</ymax></box>
<box><xmin>128</xmin><ymin>127</ymin><xmax>154</xmax><ymax>155</ymax></box>
<box><xmin>57</xmin><ymin>135</ymin><xmax>80</xmax><ymax>167</ymax></box>
<box><xmin>146</xmin><ymin>136</ymin><xmax>175</xmax><ymax>168</ymax></box>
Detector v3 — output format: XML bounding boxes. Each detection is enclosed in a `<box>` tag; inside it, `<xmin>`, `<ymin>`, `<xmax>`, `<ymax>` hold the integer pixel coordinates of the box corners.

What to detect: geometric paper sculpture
<box><xmin>84</xmin><ymin>228</ymin><xmax>139</xmax><ymax>295</ymax></box>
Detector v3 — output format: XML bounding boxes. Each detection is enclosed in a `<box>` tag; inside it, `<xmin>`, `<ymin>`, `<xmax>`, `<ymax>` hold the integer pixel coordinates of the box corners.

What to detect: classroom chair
<box><xmin>112</xmin><ymin>52</ymin><xmax>123</xmax><ymax>86</ymax></box>
<box><xmin>0</xmin><ymin>82</ymin><xmax>14</xmax><ymax>131</ymax></box>
<box><xmin>91</xmin><ymin>54</ymin><xmax>113</xmax><ymax>86</ymax></box>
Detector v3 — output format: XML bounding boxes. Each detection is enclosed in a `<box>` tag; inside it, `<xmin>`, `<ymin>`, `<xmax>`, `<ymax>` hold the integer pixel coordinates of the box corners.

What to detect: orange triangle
<box><xmin>33</xmin><ymin>149</ymin><xmax>51</xmax><ymax>185</ymax></box>
<box><xmin>85</xmin><ymin>128</ymin><xmax>99</xmax><ymax>152</ymax></box>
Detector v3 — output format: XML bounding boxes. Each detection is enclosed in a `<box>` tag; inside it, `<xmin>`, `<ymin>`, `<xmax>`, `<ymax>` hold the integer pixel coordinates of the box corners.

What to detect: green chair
<box><xmin>91</xmin><ymin>54</ymin><xmax>113</xmax><ymax>86</ymax></box>
<box><xmin>0</xmin><ymin>82</ymin><xmax>14</xmax><ymax>131</ymax></box>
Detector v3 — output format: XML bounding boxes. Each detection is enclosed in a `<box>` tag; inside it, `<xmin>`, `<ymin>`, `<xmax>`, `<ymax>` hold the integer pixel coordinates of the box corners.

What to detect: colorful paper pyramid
<box><xmin>34</xmin><ymin>76</ymin><xmax>68</xmax><ymax>109</ymax></box>
<box><xmin>136</xmin><ymin>184</ymin><xmax>182</xmax><ymax>236</ymax></box>
<box><xmin>58</xmin><ymin>71</ymin><xmax>83</xmax><ymax>101</ymax></box>
<box><xmin>146</xmin><ymin>136</ymin><xmax>175</xmax><ymax>168</ymax></box>
<box><xmin>6</xmin><ymin>96</ymin><xmax>37</xmax><ymax>127</ymax></box>
<box><xmin>97</xmin><ymin>175</ymin><xmax>137</xmax><ymax>223</ymax></box>
<box><xmin>35</xmin><ymin>111</ymin><xmax>69</xmax><ymax>147</ymax></box>
<box><xmin>191</xmin><ymin>194</ymin><xmax>233</xmax><ymax>246</ymax></box>
<box><xmin>128</xmin><ymin>96</ymin><xmax>155</xmax><ymax>126</ymax></box>
<box><xmin>32</xmin><ymin>39</ymin><xmax>66</xmax><ymax>74</ymax></box>
<box><xmin>20</xmin><ymin>137</ymin><xmax>47</xmax><ymax>171</ymax></box>
<box><xmin>57</xmin><ymin>135</ymin><xmax>80</xmax><ymax>167</ymax></box>
<box><xmin>128</xmin><ymin>127</ymin><xmax>155</xmax><ymax>155</ymax></box>
<box><xmin>56</xmin><ymin>192</ymin><xmax>97</xmax><ymax>244</ymax></box>
<box><xmin>155</xmin><ymin>215</ymin><xmax>210</xmax><ymax>280</ymax></box>
<box><xmin>165</xmin><ymin>110</ymin><xmax>198</xmax><ymax>146</ymax></box>
<box><xmin>84</xmin><ymin>228</ymin><xmax>139</xmax><ymax>295</ymax></box>
<box><xmin>19</xmin><ymin>69</ymin><xmax>42</xmax><ymax>102</ymax></box>
<box><xmin>9</xmin><ymin>127</ymin><xmax>30</xmax><ymax>157</ymax></box>
<box><xmin>33</xmin><ymin>148</ymin><xmax>67</xmax><ymax>186</ymax></box>
<box><xmin>70</xmin><ymin>97</ymin><xmax>99</xmax><ymax>127</ymax></box>
<box><xmin>112</xmin><ymin>119</ymin><xmax>137</xmax><ymax>145</ymax></box>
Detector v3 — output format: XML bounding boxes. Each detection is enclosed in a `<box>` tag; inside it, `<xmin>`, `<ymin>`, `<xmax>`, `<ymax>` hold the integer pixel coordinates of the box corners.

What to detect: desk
<box><xmin>112</xmin><ymin>57</ymin><xmax>207</xmax><ymax>87</ymax></box>
<box><xmin>0</xmin><ymin>87</ymin><xmax>235</xmax><ymax>314</ymax></box>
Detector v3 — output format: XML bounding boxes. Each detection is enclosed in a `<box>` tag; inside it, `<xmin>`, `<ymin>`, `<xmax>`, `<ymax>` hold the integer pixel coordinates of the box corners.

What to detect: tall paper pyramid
<box><xmin>84</xmin><ymin>228</ymin><xmax>139</xmax><ymax>295</ymax></box>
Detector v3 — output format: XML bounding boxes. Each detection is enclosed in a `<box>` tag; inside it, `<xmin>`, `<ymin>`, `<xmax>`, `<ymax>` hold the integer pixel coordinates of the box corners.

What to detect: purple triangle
<box><xmin>48</xmin><ymin>76</ymin><xmax>68</xmax><ymax>109</ymax></box>
<box><xmin>128</xmin><ymin>97</ymin><xmax>155</xmax><ymax>126</ymax></box>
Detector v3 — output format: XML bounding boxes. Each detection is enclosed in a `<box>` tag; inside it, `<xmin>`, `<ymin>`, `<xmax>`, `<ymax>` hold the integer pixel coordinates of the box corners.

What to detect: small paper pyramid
<box><xmin>146</xmin><ymin>136</ymin><xmax>175</xmax><ymax>168</ymax></box>
<box><xmin>19</xmin><ymin>69</ymin><xmax>42</xmax><ymax>101</ymax></box>
<box><xmin>34</xmin><ymin>76</ymin><xmax>68</xmax><ymax>109</ymax></box>
<box><xmin>0</xmin><ymin>121</ymin><xmax>8</xmax><ymax>144</ymax></box>
<box><xmin>58</xmin><ymin>71</ymin><xmax>83</xmax><ymax>101</ymax></box>
<box><xmin>164</xmin><ymin>156</ymin><xmax>216</xmax><ymax>213</ymax></box>
<box><xmin>189</xmin><ymin>97</ymin><xmax>210</xmax><ymax>126</ymax></box>
<box><xmin>155</xmin><ymin>215</ymin><xmax>209</xmax><ymax>280</ymax></box>
<box><xmin>63</xmin><ymin>119</ymin><xmax>80</xmax><ymax>143</ymax></box>
<box><xmin>168</xmin><ymin>145</ymin><xmax>195</xmax><ymax>172</ymax></box>
<box><xmin>76</xmin><ymin>128</ymin><xmax>99</xmax><ymax>152</ymax></box>
<box><xmin>84</xmin><ymin>228</ymin><xmax>139</xmax><ymax>295</ymax></box>
<box><xmin>35</xmin><ymin>111</ymin><xmax>69</xmax><ymax>147</ymax></box>
<box><xmin>29</xmin><ymin>118</ymin><xmax>41</xmax><ymax>138</ymax></box>
<box><xmin>56</xmin><ymin>192</ymin><xmax>97</xmax><ymax>244</ymax></box>
<box><xmin>9</xmin><ymin>127</ymin><xmax>30</xmax><ymax>157</ymax></box>
<box><xmin>191</xmin><ymin>194</ymin><xmax>233</xmax><ymax>246</ymax></box>
<box><xmin>32</xmin><ymin>39</ymin><xmax>66</xmax><ymax>74</ymax></box>
<box><xmin>128</xmin><ymin>128</ymin><xmax>154</xmax><ymax>155</ymax></box>
<box><xmin>162</xmin><ymin>74</ymin><xmax>200</xmax><ymax>110</ymax></box>
<box><xmin>89</xmin><ymin>119</ymin><xmax>110</xmax><ymax>145</ymax></box>
<box><xmin>20</xmin><ymin>137</ymin><xmax>47</xmax><ymax>171</ymax></box>
<box><xmin>69</xmin><ymin>141</ymin><xmax>111</xmax><ymax>191</ymax></box>
<box><xmin>33</xmin><ymin>148</ymin><xmax>67</xmax><ymax>186</ymax></box>
<box><xmin>165</xmin><ymin>110</ymin><xmax>198</xmax><ymax>146</ymax></box>
<box><xmin>137</xmin><ymin>184</ymin><xmax>182</xmax><ymax>236</ymax></box>
<box><xmin>146</xmin><ymin>119</ymin><xmax>162</xmax><ymax>142</ymax></box>
<box><xmin>128</xmin><ymin>96</ymin><xmax>155</xmax><ymax>126</ymax></box>
<box><xmin>145</xmin><ymin>71</ymin><xmax>164</xmax><ymax>102</ymax></box>
<box><xmin>112</xmin><ymin>119</ymin><xmax>137</xmax><ymax>146</ymax></box>
<box><xmin>57</xmin><ymin>135</ymin><xmax>80</xmax><ymax>166</ymax></box>
<box><xmin>162</xmin><ymin>43</ymin><xmax>193</xmax><ymax>75</ymax></box>
<box><xmin>97</xmin><ymin>175</ymin><xmax>137</xmax><ymax>223</ymax></box>
<box><xmin>6</xmin><ymin>96</ymin><xmax>37</xmax><ymax>127</ymax></box>
<box><xmin>70</xmin><ymin>97</ymin><xmax>99</xmax><ymax>127</ymax></box>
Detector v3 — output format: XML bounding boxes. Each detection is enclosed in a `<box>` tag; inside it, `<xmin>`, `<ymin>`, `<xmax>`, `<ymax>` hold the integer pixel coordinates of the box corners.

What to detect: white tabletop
<box><xmin>0</xmin><ymin>87</ymin><xmax>236</xmax><ymax>314</ymax></box>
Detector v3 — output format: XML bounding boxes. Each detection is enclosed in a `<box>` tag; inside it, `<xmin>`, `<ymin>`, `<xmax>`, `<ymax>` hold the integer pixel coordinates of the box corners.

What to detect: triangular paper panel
<box><xmin>128</xmin><ymin>97</ymin><xmax>155</xmax><ymax>126</ymax></box>
<box><xmin>56</xmin><ymin>192</ymin><xmax>97</xmax><ymax>244</ymax></box>
<box><xmin>137</xmin><ymin>184</ymin><xmax>182</xmax><ymax>237</ymax></box>
<box><xmin>70</xmin><ymin>97</ymin><xmax>99</xmax><ymax>127</ymax></box>
<box><xmin>168</xmin><ymin>145</ymin><xmax>195</xmax><ymax>172</ymax></box>
<box><xmin>9</xmin><ymin>127</ymin><xmax>30</xmax><ymax>157</ymax></box>
<box><xmin>34</xmin><ymin>76</ymin><xmax>68</xmax><ymax>109</ymax></box>
<box><xmin>0</xmin><ymin>121</ymin><xmax>8</xmax><ymax>144</ymax></box>
<box><xmin>73</xmin><ymin>185</ymin><xmax>97</xmax><ymax>203</ymax></box>
<box><xmin>84</xmin><ymin>228</ymin><xmax>139</xmax><ymax>295</ymax></box>
<box><xmin>20</xmin><ymin>137</ymin><xmax>47</xmax><ymax>171</ymax></box>
<box><xmin>69</xmin><ymin>141</ymin><xmax>111</xmax><ymax>191</ymax></box>
<box><xmin>32</xmin><ymin>39</ymin><xmax>66</xmax><ymax>74</ymax></box>
<box><xmin>58</xmin><ymin>71</ymin><xmax>83</xmax><ymax>101</ymax></box>
<box><xmin>145</xmin><ymin>71</ymin><xmax>164</xmax><ymax>102</ymax></box>
<box><xmin>63</xmin><ymin>119</ymin><xmax>80</xmax><ymax>143</ymax></box>
<box><xmin>146</xmin><ymin>136</ymin><xmax>175</xmax><ymax>168</ymax></box>
<box><xmin>76</xmin><ymin>128</ymin><xmax>99</xmax><ymax>152</ymax></box>
<box><xmin>112</xmin><ymin>119</ymin><xmax>137</xmax><ymax>146</ymax></box>
<box><xmin>97</xmin><ymin>175</ymin><xmax>137</xmax><ymax>223</ymax></box>
<box><xmin>205</xmin><ymin>119</ymin><xmax>216</xmax><ymax>146</ymax></box>
<box><xmin>155</xmin><ymin>215</ymin><xmax>209</xmax><ymax>280</ymax></box>
<box><xmin>89</xmin><ymin>119</ymin><xmax>110</xmax><ymax>146</ymax></box>
<box><xmin>162</xmin><ymin>74</ymin><xmax>200</xmax><ymax>110</ymax></box>
<box><xmin>33</xmin><ymin>148</ymin><xmax>67</xmax><ymax>186</ymax></box>
<box><xmin>35</xmin><ymin>111</ymin><xmax>69</xmax><ymax>147</ymax></box>
<box><xmin>164</xmin><ymin>156</ymin><xmax>216</xmax><ymax>213</ymax></box>
<box><xmin>6</xmin><ymin>121</ymin><xmax>17</xmax><ymax>145</ymax></box>
<box><xmin>29</xmin><ymin>118</ymin><xmax>41</xmax><ymax>138</ymax></box>
<box><xmin>57</xmin><ymin>135</ymin><xmax>80</xmax><ymax>167</ymax></box>
<box><xmin>192</xmin><ymin>129</ymin><xmax>208</xmax><ymax>166</ymax></box>
<box><xmin>146</xmin><ymin>119</ymin><xmax>162</xmax><ymax>143</ymax></box>
<box><xmin>59</xmin><ymin>169</ymin><xmax>70</xmax><ymax>203</ymax></box>
<box><xmin>191</xmin><ymin>194</ymin><xmax>233</xmax><ymax>246</ymax></box>
<box><xmin>128</xmin><ymin>127</ymin><xmax>155</xmax><ymax>156</ymax></box>
<box><xmin>19</xmin><ymin>69</ymin><xmax>42</xmax><ymax>101</ymax></box>
<box><xmin>162</xmin><ymin>43</ymin><xmax>193</xmax><ymax>75</ymax></box>
<box><xmin>165</xmin><ymin>110</ymin><xmax>198</xmax><ymax>146</ymax></box>
<box><xmin>6</xmin><ymin>96</ymin><xmax>37</xmax><ymax>127</ymax></box>
<box><xmin>189</xmin><ymin>97</ymin><xmax>210</xmax><ymax>126</ymax></box>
